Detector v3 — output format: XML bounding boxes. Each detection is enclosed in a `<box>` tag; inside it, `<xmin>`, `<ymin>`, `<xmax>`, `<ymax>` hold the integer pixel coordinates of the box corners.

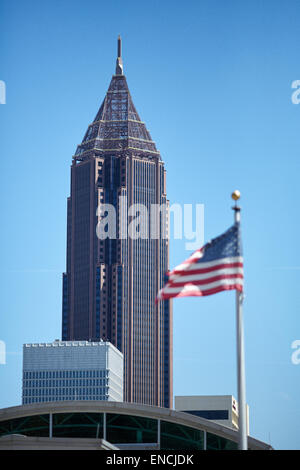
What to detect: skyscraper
<box><xmin>62</xmin><ymin>37</ymin><xmax>172</xmax><ymax>408</ymax></box>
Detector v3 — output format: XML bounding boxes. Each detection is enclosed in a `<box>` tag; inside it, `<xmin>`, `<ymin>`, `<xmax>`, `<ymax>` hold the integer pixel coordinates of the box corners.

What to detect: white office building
<box><xmin>175</xmin><ymin>395</ymin><xmax>250</xmax><ymax>434</ymax></box>
<box><xmin>22</xmin><ymin>340</ymin><xmax>123</xmax><ymax>404</ymax></box>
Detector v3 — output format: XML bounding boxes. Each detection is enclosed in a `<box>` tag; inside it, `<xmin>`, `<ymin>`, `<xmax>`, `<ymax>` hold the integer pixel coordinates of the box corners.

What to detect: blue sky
<box><xmin>0</xmin><ymin>0</ymin><xmax>299</xmax><ymax>450</ymax></box>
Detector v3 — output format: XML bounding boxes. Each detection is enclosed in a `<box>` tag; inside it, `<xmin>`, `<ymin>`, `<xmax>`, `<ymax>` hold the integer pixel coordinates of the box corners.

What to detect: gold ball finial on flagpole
<box><xmin>231</xmin><ymin>190</ymin><xmax>241</xmax><ymax>201</ymax></box>
<box><xmin>231</xmin><ymin>190</ymin><xmax>241</xmax><ymax>222</ymax></box>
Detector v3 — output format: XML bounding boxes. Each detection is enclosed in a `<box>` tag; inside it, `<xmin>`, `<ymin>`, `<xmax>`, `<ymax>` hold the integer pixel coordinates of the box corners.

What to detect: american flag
<box><xmin>157</xmin><ymin>222</ymin><xmax>243</xmax><ymax>301</ymax></box>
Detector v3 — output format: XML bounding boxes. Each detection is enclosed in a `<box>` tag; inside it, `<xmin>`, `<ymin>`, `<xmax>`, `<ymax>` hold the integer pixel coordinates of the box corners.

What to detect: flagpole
<box><xmin>232</xmin><ymin>190</ymin><xmax>247</xmax><ymax>450</ymax></box>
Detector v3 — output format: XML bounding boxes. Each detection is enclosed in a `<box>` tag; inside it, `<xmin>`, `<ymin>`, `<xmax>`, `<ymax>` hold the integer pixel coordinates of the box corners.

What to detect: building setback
<box><xmin>61</xmin><ymin>37</ymin><xmax>172</xmax><ymax>407</ymax></box>
<box><xmin>22</xmin><ymin>341</ymin><xmax>123</xmax><ymax>404</ymax></box>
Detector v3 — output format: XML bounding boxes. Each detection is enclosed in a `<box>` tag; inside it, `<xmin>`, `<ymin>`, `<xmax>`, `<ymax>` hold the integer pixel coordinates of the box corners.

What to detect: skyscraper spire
<box><xmin>118</xmin><ymin>34</ymin><xmax>122</xmax><ymax>57</ymax></box>
<box><xmin>115</xmin><ymin>35</ymin><xmax>123</xmax><ymax>75</ymax></box>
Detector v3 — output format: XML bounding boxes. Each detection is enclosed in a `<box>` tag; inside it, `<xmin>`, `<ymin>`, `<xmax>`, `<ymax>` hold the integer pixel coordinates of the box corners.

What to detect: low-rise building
<box><xmin>22</xmin><ymin>340</ymin><xmax>123</xmax><ymax>404</ymax></box>
<box><xmin>175</xmin><ymin>395</ymin><xmax>249</xmax><ymax>434</ymax></box>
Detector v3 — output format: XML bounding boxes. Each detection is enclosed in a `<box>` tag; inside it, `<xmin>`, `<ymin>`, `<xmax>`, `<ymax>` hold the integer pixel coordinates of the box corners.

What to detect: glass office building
<box><xmin>22</xmin><ymin>341</ymin><xmax>123</xmax><ymax>404</ymax></box>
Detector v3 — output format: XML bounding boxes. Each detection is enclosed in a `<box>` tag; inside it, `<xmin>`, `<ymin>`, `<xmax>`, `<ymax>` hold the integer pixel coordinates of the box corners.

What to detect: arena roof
<box><xmin>0</xmin><ymin>401</ymin><xmax>272</xmax><ymax>450</ymax></box>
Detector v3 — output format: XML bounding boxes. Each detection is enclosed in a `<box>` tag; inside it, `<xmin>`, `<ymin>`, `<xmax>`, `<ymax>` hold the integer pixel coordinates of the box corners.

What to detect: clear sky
<box><xmin>1</xmin><ymin>0</ymin><xmax>299</xmax><ymax>450</ymax></box>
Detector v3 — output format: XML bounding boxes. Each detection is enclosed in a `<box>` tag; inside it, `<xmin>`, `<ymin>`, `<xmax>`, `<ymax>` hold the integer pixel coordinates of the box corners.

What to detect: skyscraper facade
<box><xmin>62</xmin><ymin>38</ymin><xmax>172</xmax><ymax>408</ymax></box>
<box><xmin>22</xmin><ymin>341</ymin><xmax>123</xmax><ymax>404</ymax></box>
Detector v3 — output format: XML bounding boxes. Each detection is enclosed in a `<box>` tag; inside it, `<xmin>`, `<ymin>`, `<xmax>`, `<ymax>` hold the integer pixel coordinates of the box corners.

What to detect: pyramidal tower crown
<box><xmin>74</xmin><ymin>36</ymin><xmax>159</xmax><ymax>160</ymax></box>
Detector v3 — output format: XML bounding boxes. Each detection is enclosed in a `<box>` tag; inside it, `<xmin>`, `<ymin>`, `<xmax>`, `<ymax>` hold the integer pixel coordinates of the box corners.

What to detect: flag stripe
<box><xmin>168</xmin><ymin>250</ymin><xmax>203</xmax><ymax>273</ymax></box>
<box><xmin>168</xmin><ymin>272</ymin><xmax>243</xmax><ymax>287</ymax></box>
<box><xmin>160</xmin><ymin>276</ymin><xmax>243</xmax><ymax>294</ymax></box>
<box><xmin>169</xmin><ymin>264</ymin><xmax>243</xmax><ymax>280</ymax></box>
<box><xmin>158</xmin><ymin>283</ymin><xmax>243</xmax><ymax>300</ymax></box>
<box><xmin>169</xmin><ymin>256</ymin><xmax>243</xmax><ymax>276</ymax></box>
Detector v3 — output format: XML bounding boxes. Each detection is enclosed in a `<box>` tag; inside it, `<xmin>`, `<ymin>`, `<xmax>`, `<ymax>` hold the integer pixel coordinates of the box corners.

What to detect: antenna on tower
<box><xmin>115</xmin><ymin>35</ymin><xmax>124</xmax><ymax>75</ymax></box>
